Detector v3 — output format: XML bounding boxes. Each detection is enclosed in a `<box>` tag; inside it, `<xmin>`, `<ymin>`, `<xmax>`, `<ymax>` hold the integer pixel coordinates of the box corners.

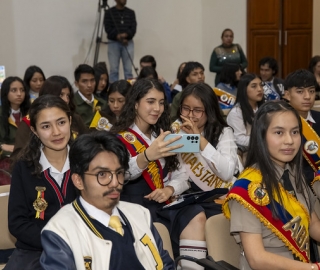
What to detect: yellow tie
<box><xmin>109</xmin><ymin>216</ymin><xmax>123</xmax><ymax>236</ymax></box>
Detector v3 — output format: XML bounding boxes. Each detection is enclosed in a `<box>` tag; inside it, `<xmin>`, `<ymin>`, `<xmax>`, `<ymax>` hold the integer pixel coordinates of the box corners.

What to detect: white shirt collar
<box><xmin>39</xmin><ymin>145</ymin><xmax>70</xmax><ymax>173</ymax></box>
<box><xmin>11</xmin><ymin>108</ymin><xmax>21</xmax><ymax>114</ymax></box>
<box><xmin>79</xmin><ymin>196</ymin><xmax>125</xmax><ymax>227</ymax></box>
<box><xmin>78</xmin><ymin>90</ymin><xmax>94</xmax><ymax>103</ymax></box>
<box><xmin>306</xmin><ymin>111</ymin><xmax>316</xmax><ymax>124</ymax></box>
<box><xmin>130</xmin><ymin>123</ymin><xmax>156</xmax><ymax>144</ymax></box>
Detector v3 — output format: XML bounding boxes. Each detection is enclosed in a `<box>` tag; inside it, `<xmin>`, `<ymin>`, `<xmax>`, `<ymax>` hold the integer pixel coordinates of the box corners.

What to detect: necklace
<box><xmin>118</xmin><ymin>12</ymin><xmax>124</xmax><ymax>24</ymax></box>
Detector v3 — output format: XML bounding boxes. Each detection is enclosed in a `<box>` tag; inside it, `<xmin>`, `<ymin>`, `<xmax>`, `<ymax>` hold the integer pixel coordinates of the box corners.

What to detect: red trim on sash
<box><xmin>117</xmin><ymin>128</ymin><xmax>164</xmax><ymax>192</ymax></box>
<box><xmin>232</xmin><ymin>185</ymin><xmax>309</xmax><ymax>262</ymax></box>
<box><xmin>22</xmin><ymin>115</ymin><xmax>31</xmax><ymax>127</ymax></box>
<box><xmin>62</xmin><ymin>170</ymin><xmax>70</xmax><ymax>197</ymax></box>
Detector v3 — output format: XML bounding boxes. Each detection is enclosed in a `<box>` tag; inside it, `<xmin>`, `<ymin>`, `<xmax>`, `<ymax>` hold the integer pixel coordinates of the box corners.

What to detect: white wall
<box><xmin>0</xmin><ymin>0</ymin><xmax>247</xmax><ymax>87</ymax></box>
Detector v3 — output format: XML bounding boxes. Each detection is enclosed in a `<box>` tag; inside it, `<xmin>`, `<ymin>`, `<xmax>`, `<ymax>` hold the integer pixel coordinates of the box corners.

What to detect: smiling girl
<box><xmin>111</xmin><ymin>78</ymin><xmax>207</xmax><ymax>270</ymax></box>
<box><xmin>223</xmin><ymin>100</ymin><xmax>320</xmax><ymax>270</ymax></box>
<box><xmin>5</xmin><ymin>95</ymin><xmax>77</xmax><ymax>270</ymax></box>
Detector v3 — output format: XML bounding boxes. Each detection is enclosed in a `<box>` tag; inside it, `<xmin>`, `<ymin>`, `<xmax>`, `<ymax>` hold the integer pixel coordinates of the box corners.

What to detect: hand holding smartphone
<box><xmin>164</xmin><ymin>134</ymin><xmax>200</xmax><ymax>153</ymax></box>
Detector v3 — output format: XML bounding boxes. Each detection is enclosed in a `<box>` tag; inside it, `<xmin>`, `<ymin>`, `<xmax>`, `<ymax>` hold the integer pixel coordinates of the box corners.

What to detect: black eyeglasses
<box><xmin>180</xmin><ymin>105</ymin><xmax>204</xmax><ymax>118</ymax></box>
<box><xmin>84</xmin><ymin>169</ymin><xmax>131</xmax><ymax>186</ymax></box>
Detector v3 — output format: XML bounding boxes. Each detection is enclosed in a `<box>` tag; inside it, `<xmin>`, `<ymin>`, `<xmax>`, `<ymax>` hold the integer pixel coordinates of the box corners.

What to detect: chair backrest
<box><xmin>205</xmin><ymin>214</ymin><xmax>240</xmax><ymax>268</ymax></box>
<box><xmin>0</xmin><ymin>185</ymin><xmax>16</xmax><ymax>249</ymax></box>
<box><xmin>153</xmin><ymin>222</ymin><xmax>174</xmax><ymax>260</ymax></box>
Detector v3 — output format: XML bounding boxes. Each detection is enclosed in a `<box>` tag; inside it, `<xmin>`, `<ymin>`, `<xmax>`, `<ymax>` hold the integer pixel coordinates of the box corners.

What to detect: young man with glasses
<box><xmin>40</xmin><ymin>131</ymin><xmax>174</xmax><ymax>270</ymax></box>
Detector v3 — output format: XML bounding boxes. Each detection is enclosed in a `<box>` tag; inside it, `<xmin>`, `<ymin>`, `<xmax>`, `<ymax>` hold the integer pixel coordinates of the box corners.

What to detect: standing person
<box><xmin>73</xmin><ymin>64</ymin><xmax>106</xmax><ymax>128</ymax></box>
<box><xmin>111</xmin><ymin>78</ymin><xmax>207</xmax><ymax>270</ymax></box>
<box><xmin>172</xmin><ymin>83</ymin><xmax>241</xmax><ymax>217</ymax></box>
<box><xmin>223</xmin><ymin>101</ymin><xmax>320</xmax><ymax>270</ymax></box>
<box><xmin>104</xmin><ymin>0</ymin><xmax>137</xmax><ymax>82</ymax></box>
<box><xmin>227</xmin><ymin>74</ymin><xmax>264</xmax><ymax>161</ymax></box>
<box><xmin>40</xmin><ymin>131</ymin><xmax>174</xmax><ymax>270</ymax></box>
<box><xmin>259</xmin><ymin>57</ymin><xmax>285</xmax><ymax>100</ymax></box>
<box><xmin>23</xmin><ymin>65</ymin><xmax>46</xmax><ymax>103</ymax></box>
<box><xmin>0</xmin><ymin>77</ymin><xmax>30</xmax><ymax>186</ymax></box>
<box><xmin>170</xmin><ymin>61</ymin><xmax>205</xmax><ymax>122</ymax></box>
<box><xmin>4</xmin><ymin>95</ymin><xmax>77</xmax><ymax>270</ymax></box>
<box><xmin>209</xmin><ymin>28</ymin><xmax>247</xmax><ymax>86</ymax></box>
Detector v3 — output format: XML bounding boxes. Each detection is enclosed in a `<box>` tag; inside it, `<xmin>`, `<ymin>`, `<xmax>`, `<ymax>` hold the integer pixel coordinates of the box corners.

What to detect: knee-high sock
<box><xmin>179</xmin><ymin>239</ymin><xmax>207</xmax><ymax>270</ymax></box>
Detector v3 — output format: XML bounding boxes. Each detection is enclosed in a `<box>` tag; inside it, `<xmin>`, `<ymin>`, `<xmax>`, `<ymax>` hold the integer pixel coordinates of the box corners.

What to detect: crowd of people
<box><xmin>2</xmin><ymin>23</ymin><xmax>320</xmax><ymax>269</ymax></box>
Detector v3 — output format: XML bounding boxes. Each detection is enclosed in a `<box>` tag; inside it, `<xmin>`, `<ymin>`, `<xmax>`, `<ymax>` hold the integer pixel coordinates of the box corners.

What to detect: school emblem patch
<box><xmin>248</xmin><ymin>182</ymin><xmax>269</xmax><ymax>206</ymax></box>
<box><xmin>84</xmin><ymin>256</ymin><xmax>92</xmax><ymax>270</ymax></box>
<box><xmin>304</xmin><ymin>140</ymin><xmax>318</xmax><ymax>155</ymax></box>
<box><xmin>123</xmin><ymin>132</ymin><xmax>136</xmax><ymax>143</ymax></box>
<box><xmin>171</xmin><ymin>122</ymin><xmax>181</xmax><ymax>134</ymax></box>
<box><xmin>97</xmin><ymin>117</ymin><xmax>109</xmax><ymax>130</ymax></box>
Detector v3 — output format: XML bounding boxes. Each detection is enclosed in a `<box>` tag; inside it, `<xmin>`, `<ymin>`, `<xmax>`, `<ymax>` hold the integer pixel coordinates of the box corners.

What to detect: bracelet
<box><xmin>315</xmin><ymin>262</ymin><xmax>320</xmax><ymax>270</ymax></box>
<box><xmin>144</xmin><ymin>149</ymin><xmax>151</xmax><ymax>163</ymax></box>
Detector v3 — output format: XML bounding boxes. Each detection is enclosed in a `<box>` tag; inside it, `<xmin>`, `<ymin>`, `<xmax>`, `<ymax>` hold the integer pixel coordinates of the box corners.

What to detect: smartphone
<box><xmin>164</xmin><ymin>134</ymin><xmax>200</xmax><ymax>153</ymax></box>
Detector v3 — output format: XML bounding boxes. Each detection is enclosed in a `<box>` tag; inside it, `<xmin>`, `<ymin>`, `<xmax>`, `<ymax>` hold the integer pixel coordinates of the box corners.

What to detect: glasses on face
<box><xmin>180</xmin><ymin>105</ymin><xmax>204</xmax><ymax>118</ymax></box>
<box><xmin>84</xmin><ymin>169</ymin><xmax>131</xmax><ymax>186</ymax></box>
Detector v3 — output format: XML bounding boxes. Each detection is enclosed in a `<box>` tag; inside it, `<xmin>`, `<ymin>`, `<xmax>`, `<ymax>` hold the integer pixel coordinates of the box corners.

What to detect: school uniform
<box><xmin>4</xmin><ymin>147</ymin><xmax>77</xmax><ymax>270</ymax></box>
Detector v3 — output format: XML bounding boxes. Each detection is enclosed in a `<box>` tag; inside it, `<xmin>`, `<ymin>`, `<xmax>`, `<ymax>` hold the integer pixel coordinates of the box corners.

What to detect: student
<box><xmin>227</xmin><ymin>73</ymin><xmax>264</xmax><ymax>160</ymax></box>
<box><xmin>11</xmin><ymin>75</ymin><xmax>87</xmax><ymax>162</ymax></box>
<box><xmin>73</xmin><ymin>64</ymin><xmax>106</xmax><ymax>127</ymax></box>
<box><xmin>223</xmin><ymin>100</ymin><xmax>320</xmax><ymax>270</ymax></box>
<box><xmin>172</xmin><ymin>83</ymin><xmax>241</xmax><ymax>217</ymax></box>
<box><xmin>216</xmin><ymin>63</ymin><xmax>242</xmax><ymax>96</ymax></box>
<box><xmin>0</xmin><ymin>77</ymin><xmax>30</xmax><ymax>159</ymax></box>
<box><xmin>90</xmin><ymin>80</ymin><xmax>131</xmax><ymax>131</ymax></box>
<box><xmin>170</xmin><ymin>61</ymin><xmax>205</xmax><ymax>122</ymax></box>
<box><xmin>171</xmin><ymin>62</ymin><xmax>187</xmax><ymax>100</ymax></box>
<box><xmin>111</xmin><ymin>78</ymin><xmax>207</xmax><ymax>270</ymax></box>
<box><xmin>259</xmin><ymin>57</ymin><xmax>285</xmax><ymax>100</ymax></box>
<box><xmin>283</xmin><ymin>69</ymin><xmax>320</xmax><ymax>194</ymax></box>
<box><xmin>93</xmin><ymin>62</ymin><xmax>109</xmax><ymax>100</ymax></box>
<box><xmin>5</xmin><ymin>95</ymin><xmax>77</xmax><ymax>270</ymax></box>
<box><xmin>23</xmin><ymin>65</ymin><xmax>46</xmax><ymax>103</ymax></box>
<box><xmin>40</xmin><ymin>131</ymin><xmax>174</xmax><ymax>270</ymax></box>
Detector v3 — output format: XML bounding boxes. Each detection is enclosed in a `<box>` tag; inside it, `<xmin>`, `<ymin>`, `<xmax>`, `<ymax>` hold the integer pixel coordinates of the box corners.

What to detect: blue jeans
<box><xmin>108</xmin><ymin>39</ymin><xmax>134</xmax><ymax>82</ymax></box>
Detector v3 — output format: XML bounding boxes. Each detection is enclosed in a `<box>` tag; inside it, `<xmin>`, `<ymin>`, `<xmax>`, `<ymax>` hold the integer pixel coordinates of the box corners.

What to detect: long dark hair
<box><xmin>39</xmin><ymin>75</ymin><xmax>76</xmax><ymax>113</ymax></box>
<box><xmin>219</xmin><ymin>63</ymin><xmax>241</xmax><ymax>87</ymax></box>
<box><xmin>177</xmin><ymin>83</ymin><xmax>228</xmax><ymax>146</ymax></box>
<box><xmin>23</xmin><ymin>65</ymin><xmax>46</xmax><ymax>91</ymax></box>
<box><xmin>235</xmin><ymin>73</ymin><xmax>264</xmax><ymax>126</ymax></box>
<box><xmin>102</xmin><ymin>80</ymin><xmax>131</xmax><ymax>125</ymax></box>
<box><xmin>0</xmin><ymin>77</ymin><xmax>30</xmax><ymax>142</ymax></box>
<box><xmin>308</xmin><ymin>55</ymin><xmax>320</xmax><ymax>74</ymax></box>
<box><xmin>93</xmin><ymin>62</ymin><xmax>109</xmax><ymax>98</ymax></box>
<box><xmin>18</xmin><ymin>95</ymin><xmax>72</xmax><ymax>176</ymax></box>
<box><xmin>245</xmin><ymin>100</ymin><xmax>311</xmax><ymax>218</ymax></box>
<box><xmin>111</xmin><ymin>78</ymin><xmax>179</xmax><ymax>172</ymax></box>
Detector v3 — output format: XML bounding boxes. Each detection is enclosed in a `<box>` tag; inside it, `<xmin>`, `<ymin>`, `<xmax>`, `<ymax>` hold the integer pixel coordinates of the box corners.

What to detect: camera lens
<box><xmin>191</xmin><ymin>136</ymin><xmax>194</xmax><ymax>140</ymax></box>
<box><xmin>195</xmin><ymin>136</ymin><xmax>199</xmax><ymax>140</ymax></box>
<box><xmin>187</xmin><ymin>136</ymin><xmax>190</xmax><ymax>140</ymax></box>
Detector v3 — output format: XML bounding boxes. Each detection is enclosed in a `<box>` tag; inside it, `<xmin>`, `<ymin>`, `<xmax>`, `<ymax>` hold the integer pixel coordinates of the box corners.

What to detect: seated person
<box><xmin>23</xmin><ymin>65</ymin><xmax>46</xmax><ymax>103</ymax></box>
<box><xmin>0</xmin><ymin>77</ymin><xmax>30</xmax><ymax>184</ymax></box>
<box><xmin>90</xmin><ymin>80</ymin><xmax>131</xmax><ymax>131</ymax></box>
<box><xmin>93</xmin><ymin>62</ymin><xmax>109</xmax><ymax>100</ymax></box>
<box><xmin>139</xmin><ymin>55</ymin><xmax>172</xmax><ymax>103</ymax></box>
<box><xmin>170</xmin><ymin>61</ymin><xmax>206</xmax><ymax>122</ymax></box>
<box><xmin>40</xmin><ymin>131</ymin><xmax>174</xmax><ymax>270</ymax></box>
<box><xmin>11</xmin><ymin>75</ymin><xmax>88</xmax><ymax>161</ymax></box>
<box><xmin>216</xmin><ymin>63</ymin><xmax>242</xmax><ymax>96</ymax></box>
<box><xmin>227</xmin><ymin>74</ymin><xmax>264</xmax><ymax>161</ymax></box>
<box><xmin>259</xmin><ymin>56</ymin><xmax>284</xmax><ymax>100</ymax></box>
<box><xmin>170</xmin><ymin>62</ymin><xmax>186</xmax><ymax>100</ymax></box>
<box><xmin>73</xmin><ymin>64</ymin><xmax>106</xmax><ymax>127</ymax></box>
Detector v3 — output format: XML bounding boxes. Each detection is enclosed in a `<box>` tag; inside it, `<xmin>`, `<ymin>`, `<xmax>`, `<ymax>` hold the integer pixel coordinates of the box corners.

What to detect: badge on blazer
<box><xmin>33</xmin><ymin>186</ymin><xmax>48</xmax><ymax>220</ymax></box>
<box><xmin>95</xmin><ymin>106</ymin><xmax>101</xmax><ymax>112</ymax></box>
<box><xmin>97</xmin><ymin>117</ymin><xmax>109</xmax><ymax>130</ymax></box>
<box><xmin>84</xmin><ymin>256</ymin><xmax>92</xmax><ymax>270</ymax></box>
<box><xmin>304</xmin><ymin>140</ymin><xmax>318</xmax><ymax>155</ymax></box>
<box><xmin>248</xmin><ymin>182</ymin><xmax>269</xmax><ymax>206</ymax></box>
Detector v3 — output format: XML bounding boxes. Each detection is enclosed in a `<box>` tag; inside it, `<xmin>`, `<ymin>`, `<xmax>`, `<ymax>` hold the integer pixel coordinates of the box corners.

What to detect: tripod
<box><xmin>93</xmin><ymin>0</ymin><xmax>138</xmax><ymax>77</ymax></box>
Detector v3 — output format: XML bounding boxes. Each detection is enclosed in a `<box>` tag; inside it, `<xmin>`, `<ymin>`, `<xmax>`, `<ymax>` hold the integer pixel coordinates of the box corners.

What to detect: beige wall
<box><xmin>0</xmin><ymin>0</ymin><xmax>318</xmax><ymax>87</ymax></box>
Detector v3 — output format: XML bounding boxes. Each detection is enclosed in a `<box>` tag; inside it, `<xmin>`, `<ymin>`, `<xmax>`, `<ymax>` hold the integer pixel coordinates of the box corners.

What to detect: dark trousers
<box><xmin>3</xmin><ymin>248</ymin><xmax>42</xmax><ymax>270</ymax></box>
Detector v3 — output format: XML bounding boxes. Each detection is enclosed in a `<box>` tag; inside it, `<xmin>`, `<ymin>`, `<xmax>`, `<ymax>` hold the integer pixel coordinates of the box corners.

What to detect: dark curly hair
<box><xmin>110</xmin><ymin>78</ymin><xmax>179</xmax><ymax>172</ymax></box>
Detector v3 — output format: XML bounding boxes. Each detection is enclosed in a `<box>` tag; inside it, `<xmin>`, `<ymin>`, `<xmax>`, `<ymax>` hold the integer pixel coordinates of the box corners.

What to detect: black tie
<box><xmin>282</xmin><ymin>169</ymin><xmax>296</xmax><ymax>198</ymax></box>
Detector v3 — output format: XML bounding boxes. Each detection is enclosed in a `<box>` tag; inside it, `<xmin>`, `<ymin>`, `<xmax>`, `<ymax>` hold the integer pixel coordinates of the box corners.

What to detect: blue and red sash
<box><xmin>223</xmin><ymin>168</ymin><xmax>310</xmax><ymax>262</ymax></box>
<box><xmin>117</xmin><ymin>128</ymin><xmax>164</xmax><ymax>192</ymax></box>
